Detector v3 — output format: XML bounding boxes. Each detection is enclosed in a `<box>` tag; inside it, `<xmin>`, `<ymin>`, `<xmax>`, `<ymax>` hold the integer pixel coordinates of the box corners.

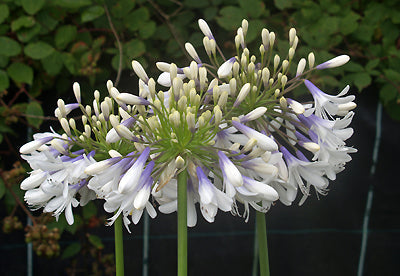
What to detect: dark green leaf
<box><xmin>26</xmin><ymin>101</ymin><xmax>44</xmax><ymax>128</ymax></box>
<box><xmin>92</xmin><ymin>36</ymin><xmax>105</xmax><ymax>49</ymax></box>
<box><xmin>7</xmin><ymin>62</ymin><xmax>33</xmax><ymax>85</ymax></box>
<box><xmin>51</xmin><ymin>0</ymin><xmax>91</xmax><ymax>9</ymax></box>
<box><xmin>0</xmin><ymin>24</ymin><xmax>9</xmax><ymax>36</ymax></box>
<box><xmin>111</xmin><ymin>0</ymin><xmax>136</xmax><ymax>18</ymax></box>
<box><xmin>25</xmin><ymin>41</ymin><xmax>54</xmax><ymax>59</ymax></box>
<box><xmin>339</xmin><ymin>11</ymin><xmax>360</xmax><ymax>35</ymax></box>
<box><xmin>88</xmin><ymin>234</ymin><xmax>104</xmax><ymax>250</ymax></box>
<box><xmin>380</xmin><ymin>84</ymin><xmax>397</xmax><ymax>104</ymax></box>
<box><xmin>344</xmin><ymin>62</ymin><xmax>364</xmax><ymax>73</ymax></box>
<box><xmin>352</xmin><ymin>72</ymin><xmax>372</xmax><ymax>91</ymax></box>
<box><xmin>353</xmin><ymin>23</ymin><xmax>374</xmax><ymax>43</ymax></box>
<box><xmin>391</xmin><ymin>10</ymin><xmax>400</xmax><ymax>24</ymax></box>
<box><xmin>21</xmin><ymin>0</ymin><xmax>45</xmax><ymax>15</ymax></box>
<box><xmin>61</xmin><ymin>242</ymin><xmax>81</xmax><ymax>259</ymax></box>
<box><xmin>16</xmin><ymin>24</ymin><xmax>41</xmax><ymax>43</ymax></box>
<box><xmin>366</xmin><ymin>59</ymin><xmax>380</xmax><ymax>71</ymax></box>
<box><xmin>216</xmin><ymin>6</ymin><xmax>245</xmax><ymax>30</ymax></box>
<box><xmin>184</xmin><ymin>0</ymin><xmax>209</xmax><ymax>8</ymax></box>
<box><xmin>36</xmin><ymin>10</ymin><xmax>59</xmax><ymax>31</ymax></box>
<box><xmin>245</xmin><ymin>19</ymin><xmax>264</xmax><ymax>43</ymax></box>
<box><xmin>124</xmin><ymin>7</ymin><xmax>149</xmax><ymax>31</ymax></box>
<box><xmin>81</xmin><ymin>6</ymin><xmax>104</xmax><ymax>23</ymax></box>
<box><xmin>0</xmin><ymin>4</ymin><xmax>9</xmax><ymax>24</ymax></box>
<box><xmin>55</xmin><ymin>25</ymin><xmax>77</xmax><ymax>50</ymax></box>
<box><xmin>61</xmin><ymin>52</ymin><xmax>77</xmax><ymax>74</ymax></box>
<box><xmin>139</xmin><ymin>21</ymin><xmax>156</xmax><ymax>39</ymax></box>
<box><xmin>11</xmin><ymin>16</ymin><xmax>35</xmax><ymax>32</ymax></box>
<box><xmin>274</xmin><ymin>0</ymin><xmax>293</xmax><ymax>10</ymax></box>
<box><xmin>111</xmin><ymin>54</ymin><xmax>124</xmax><ymax>71</ymax></box>
<box><xmin>203</xmin><ymin>7</ymin><xmax>218</xmax><ymax>21</ymax></box>
<box><xmin>153</xmin><ymin>25</ymin><xmax>171</xmax><ymax>41</ymax></box>
<box><xmin>238</xmin><ymin>0</ymin><xmax>265</xmax><ymax>18</ymax></box>
<box><xmin>0</xmin><ymin>37</ymin><xmax>21</xmax><ymax>57</ymax></box>
<box><xmin>0</xmin><ymin>55</ymin><xmax>8</xmax><ymax>67</ymax></box>
<box><xmin>41</xmin><ymin>51</ymin><xmax>64</xmax><ymax>75</ymax></box>
<box><xmin>124</xmin><ymin>39</ymin><xmax>146</xmax><ymax>59</ymax></box>
<box><xmin>0</xmin><ymin>69</ymin><xmax>9</xmax><ymax>91</ymax></box>
<box><xmin>384</xmin><ymin>69</ymin><xmax>400</xmax><ymax>82</ymax></box>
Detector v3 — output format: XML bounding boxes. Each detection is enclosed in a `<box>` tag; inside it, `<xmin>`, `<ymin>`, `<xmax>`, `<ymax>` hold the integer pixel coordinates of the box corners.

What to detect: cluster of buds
<box><xmin>25</xmin><ymin>225</ymin><xmax>60</xmax><ymax>258</ymax></box>
<box><xmin>2</xmin><ymin>216</ymin><xmax>23</xmax><ymax>234</ymax></box>
<box><xmin>19</xmin><ymin>19</ymin><xmax>356</xmax><ymax>230</ymax></box>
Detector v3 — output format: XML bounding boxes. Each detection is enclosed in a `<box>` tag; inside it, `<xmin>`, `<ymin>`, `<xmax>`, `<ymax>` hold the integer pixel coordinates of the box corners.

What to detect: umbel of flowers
<box><xmin>19</xmin><ymin>19</ymin><xmax>356</xmax><ymax>275</ymax></box>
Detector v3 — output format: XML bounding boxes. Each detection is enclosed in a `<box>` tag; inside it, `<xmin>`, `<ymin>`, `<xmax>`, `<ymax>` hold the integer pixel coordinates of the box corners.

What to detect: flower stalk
<box><xmin>114</xmin><ymin>214</ymin><xmax>125</xmax><ymax>276</ymax></box>
<box><xmin>256</xmin><ymin>211</ymin><xmax>270</xmax><ymax>276</ymax></box>
<box><xmin>177</xmin><ymin>169</ymin><xmax>188</xmax><ymax>276</ymax></box>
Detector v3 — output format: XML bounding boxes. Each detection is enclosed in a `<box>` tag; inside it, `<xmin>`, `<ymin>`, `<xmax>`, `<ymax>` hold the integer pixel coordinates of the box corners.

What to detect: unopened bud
<box><xmin>308</xmin><ymin>52</ymin><xmax>315</xmax><ymax>69</ymax></box>
<box><xmin>289</xmin><ymin>28</ymin><xmax>296</xmax><ymax>45</ymax></box>
<box><xmin>69</xmin><ymin>118</ymin><xmax>76</xmax><ymax>130</ymax></box>
<box><xmin>132</xmin><ymin>60</ymin><xmax>149</xmax><ymax>83</ymax></box>
<box><xmin>175</xmin><ymin>156</ymin><xmax>185</xmax><ymax>169</ymax></box>
<box><xmin>185</xmin><ymin>42</ymin><xmax>201</xmax><ymax>63</ymax></box>
<box><xmin>73</xmin><ymin>82</ymin><xmax>81</xmax><ymax>104</ymax></box>
<box><xmin>274</xmin><ymin>55</ymin><xmax>280</xmax><ymax>71</ymax></box>
<box><xmin>296</xmin><ymin>58</ymin><xmax>306</xmax><ymax>77</ymax></box>
<box><xmin>60</xmin><ymin>118</ymin><xmax>71</xmax><ymax>136</ymax></box>
<box><xmin>214</xmin><ymin>105</ymin><xmax>222</xmax><ymax>126</ymax></box>
<box><xmin>233</xmin><ymin>83</ymin><xmax>251</xmax><ymax>107</ymax></box>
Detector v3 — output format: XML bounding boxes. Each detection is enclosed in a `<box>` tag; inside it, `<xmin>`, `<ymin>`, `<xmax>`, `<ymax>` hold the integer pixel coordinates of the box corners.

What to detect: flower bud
<box><xmin>296</xmin><ymin>58</ymin><xmax>306</xmax><ymax>77</ymax></box>
<box><xmin>185</xmin><ymin>42</ymin><xmax>201</xmax><ymax>63</ymax></box>
<box><xmin>132</xmin><ymin>60</ymin><xmax>149</xmax><ymax>83</ymax></box>
<box><xmin>73</xmin><ymin>82</ymin><xmax>81</xmax><ymax>104</ymax></box>
<box><xmin>261</xmin><ymin>28</ymin><xmax>269</xmax><ymax>49</ymax></box>
<box><xmin>274</xmin><ymin>55</ymin><xmax>280</xmax><ymax>71</ymax></box>
<box><xmin>316</xmin><ymin>55</ymin><xmax>350</xmax><ymax>69</ymax></box>
<box><xmin>233</xmin><ymin>83</ymin><xmax>251</xmax><ymax>107</ymax></box>
<box><xmin>308</xmin><ymin>52</ymin><xmax>315</xmax><ymax>69</ymax></box>
<box><xmin>289</xmin><ymin>28</ymin><xmax>296</xmax><ymax>45</ymax></box>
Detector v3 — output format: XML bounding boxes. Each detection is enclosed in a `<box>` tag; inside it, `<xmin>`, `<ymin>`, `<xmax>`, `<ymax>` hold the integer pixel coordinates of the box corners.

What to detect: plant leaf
<box><xmin>81</xmin><ymin>6</ymin><xmax>104</xmax><ymax>23</ymax></box>
<box><xmin>26</xmin><ymin>101</ymin><xmax>44</xmax><ymax>128</ymax></box>
<box><xmin>0</xmin><ymin>37</ymin><xmax>21</xmax><ymax>57</ymax></box>
<box><xmin>7</xmin><ymin>63</ymin><xmax>33</xmax><ymax>85</ymax></box>
<box><xmin>21</xmin><ymin>0</ymin><xmax>45</xmax><ymax>15</ymax></box>
<box><xmin>61</xmin><ymin>242</ymin><xmax>81</xmax><ymax>259</ymax></box>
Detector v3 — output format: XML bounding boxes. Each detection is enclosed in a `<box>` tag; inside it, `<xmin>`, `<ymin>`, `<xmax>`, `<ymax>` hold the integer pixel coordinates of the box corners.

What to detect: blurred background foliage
<box><xmin>0</xmin><ymin>0</ymin><xmax>399</xmax><ymax>274</ymax></box>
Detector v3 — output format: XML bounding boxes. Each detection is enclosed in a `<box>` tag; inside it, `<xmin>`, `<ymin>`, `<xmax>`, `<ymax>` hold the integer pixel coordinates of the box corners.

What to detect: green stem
<box><xmin>114</xmin><ymin>214</ymin><xmax>125</xmax><ymax>276</ymax></box>
<box><xmin>256</xmin><ymin>211</ymin><xmax>270</xmax><ymax>276</ymax></box>
<box><xmin>177</xmin><ymin>169</ymin><xmax>188</xmax><ymax>276</ymax></box>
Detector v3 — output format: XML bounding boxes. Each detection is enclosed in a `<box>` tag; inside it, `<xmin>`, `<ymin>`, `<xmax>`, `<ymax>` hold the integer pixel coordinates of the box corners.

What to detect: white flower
<box><xmin>103</xmin><ymin>160</ymin><xmax>156</xmax><ymax>231</ymax></box>
<box><xmin>232</xmin><ymin>121</ymin><xmax>278</xmax><ymax>152</ymax></box>
<box><xmin>22</xmin><ymin>150</ymin><xmax>96</xmax><ymax>224</ymax></box>
<box><xmin>304</xmin><ymin>80</ymin><xmax>355</xmax><ymax>118</ymax></box>
<box><xmin>196</xmin><ymin>166</ymin><xmax>233</xmax><ymax>223</ymax></box>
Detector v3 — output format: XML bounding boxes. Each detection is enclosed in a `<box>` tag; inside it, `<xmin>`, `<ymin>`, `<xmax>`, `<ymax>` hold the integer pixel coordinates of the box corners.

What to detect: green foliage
<box><xmin>61</xmin><ymin>242</ymin><xmax>81</xmax><ymax>259</ymax></box>
<box><xmin>26</xmin><ymin>101</ymin><xmax>44</xmax><ymax>128</ymax></box>
<box><xmin>7</xmin><ymin>62</ymin><xmax>33</xmax><ymax>85</ymax></box>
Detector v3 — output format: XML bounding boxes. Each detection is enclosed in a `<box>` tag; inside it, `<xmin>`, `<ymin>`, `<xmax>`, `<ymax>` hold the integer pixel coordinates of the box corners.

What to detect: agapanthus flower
<box><xmin>19</xmin><ymin>18</ymin><xmax>356</xmax><ymax>231</ymax></box>
<box><xmin>167</xmin><ymin>18</ymin><xmax>356</xmax><ymax>206</ymax></box>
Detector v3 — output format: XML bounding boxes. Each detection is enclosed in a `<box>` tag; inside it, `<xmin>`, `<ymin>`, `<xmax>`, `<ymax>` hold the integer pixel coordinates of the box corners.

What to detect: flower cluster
<box><xmin>20</xmin><ymin>19</ymin><xmax>356</xmax><ymax>230</ymax></box>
